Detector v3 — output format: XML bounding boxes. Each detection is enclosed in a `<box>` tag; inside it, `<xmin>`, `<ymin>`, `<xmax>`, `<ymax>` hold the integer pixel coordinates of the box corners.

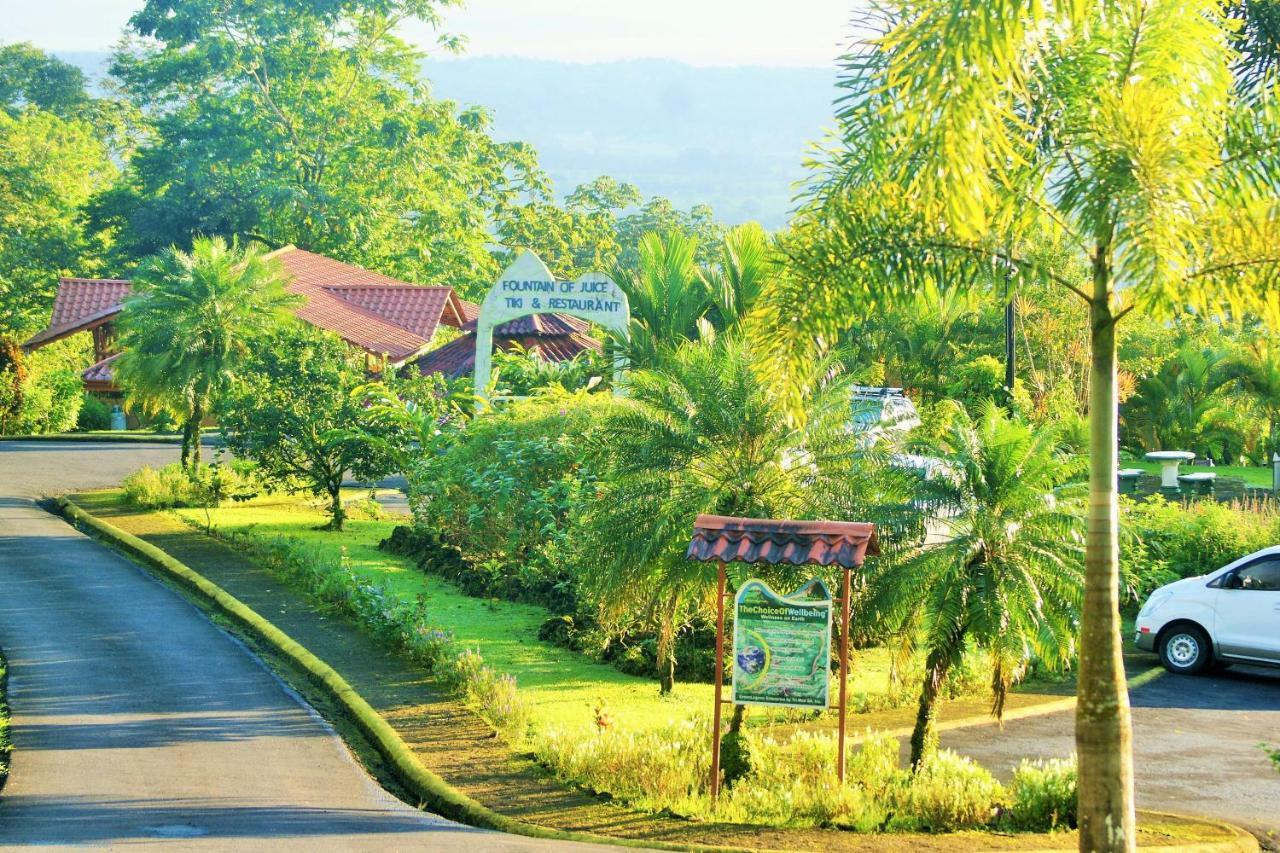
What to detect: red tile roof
<box><xmin>686</xmin><ymin>514</ymin><xmax>880</xmax><ymax>568</ymax></box>
<box><xmin>461</xmin><ymin>312</ymin><xmax>592</xmax><ymax>336</ymax></box>
<box><xmin>23</xmin><ymin>246</ymin><xmax>471</xmax><ymax>365</ymax></box>
<box><xmin>22</xmin><ymin>279</ymin><xmax>133</xmax><ymax>349</ymax></box>
<box><xmin>82</xmin><ymin>352</ymin><xmax>121</xmax><ymax>390</ymax></box>
<box><xmin>50</xmin><ymin>279</ymin><xmax>132</xmax><ymax>326</ymax></box>
<box><xmin>321</xmin><ymin>285</ymin><xmax>466</xmax><ymax>338</ymax></box>
<box><xmin>415</xmin><ymin>330</ymin><xmax>602</xmax><ymax>379</ymax></box>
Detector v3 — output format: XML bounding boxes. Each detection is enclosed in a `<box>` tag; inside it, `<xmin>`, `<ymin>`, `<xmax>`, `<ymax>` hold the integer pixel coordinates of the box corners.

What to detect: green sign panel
<box><xmin>732</xmin><ymin>578</ymin><xmax>832</xmax><ymax>709</ymax></box>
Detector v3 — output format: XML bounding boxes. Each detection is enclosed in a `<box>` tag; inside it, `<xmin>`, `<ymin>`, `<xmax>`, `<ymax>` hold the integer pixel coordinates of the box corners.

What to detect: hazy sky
<box><xmin>2</xmin><ymin>0</ymin><xmax>857</xmax><ymax>67</ymax></box>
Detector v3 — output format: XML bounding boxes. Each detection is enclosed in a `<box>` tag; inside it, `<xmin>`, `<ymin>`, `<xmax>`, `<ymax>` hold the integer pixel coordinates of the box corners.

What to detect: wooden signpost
<box><xmin>686</xmin><ymin>514</ymin><xmax>879</xmax><ymax>800</ymax></box>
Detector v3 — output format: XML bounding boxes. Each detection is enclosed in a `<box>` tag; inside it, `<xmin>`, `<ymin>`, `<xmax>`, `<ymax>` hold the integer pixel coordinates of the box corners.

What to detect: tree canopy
<box><xmin>100</xmin><ymin>0</ymin><xmax>544</xmax><ymax>290</ymax></box>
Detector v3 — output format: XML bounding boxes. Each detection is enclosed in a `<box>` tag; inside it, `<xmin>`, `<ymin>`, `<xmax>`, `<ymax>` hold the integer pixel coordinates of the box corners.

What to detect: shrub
<box><xmin>885</xmin><ymin>750</ymin><xmax>1003</xmax><ymax>832</ymax></box>
<box><xmin>532</xmin><ymin>722</ymin><xmax>1005</xmax><ymax>832</ymax></box>
<box><xmin>76</xmin><ymin>394</ymin><xmax>113</xmax><ymax>431</ymax></box>
<box><xmin>406</xmin><ymin>390</ymin><xmax>619</xmax><ymax>614</ymax></box>
<box><xmin>1121</xmin><ymin>496</ymin><xmax>1280</xmax><ymax>605</ymax></box>
<box><xmin>1003</xmin><ymin>756</ymin><xmax>1077</xmax><ymax>831</ymax></box>
<box><xmin>122</xmin><ymin>462</ymin><xmax>258</xmax><ymax>510</ymax></box>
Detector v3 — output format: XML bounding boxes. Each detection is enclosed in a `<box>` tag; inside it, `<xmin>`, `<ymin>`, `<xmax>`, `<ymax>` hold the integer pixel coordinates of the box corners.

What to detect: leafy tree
<box><xmin>496</xmin><ymin>176</ymin><xmax>642</xmax><ymax>278</ymax></box>
<box><xmin>103</xmin><ymin>0</ymin><xmax>543</xmax><ymax>290</ymax></box>
<box><xmin>615</xmin><ymin>197</ymin><xmax>722</xmax><ymax>269</ymax></box>
<box><xmin>757</xmin><ymin>4</ymin><xmax>1280</xmax><ymax>848</ymax></box>
<box><xmin>584</xmin><ymin>335</ymin><xmax>859</xmax><ymax>697</ymax></box>
<box><xmin>872</xmin><ymin>402</ymin><xmax>1083</xmax><ymax>768</ymax></box>
<box><xmin>220</xmin><ymin>328</ymin><xmax>397</xmax><ymax>530</ymax></box>
<box><xmin>115</xmin><ymin>236</ymin><xmax>299</xmax><ymax>467</ymax></box>
<box><xmin>0</xmin><ymin>108</ymin><xmax>115</xmax><ymax>335</ymax></box>
<box><xmin>0</xmin><ymin>43</ymin><xmax>92</xmax><ymax>119</ymax></box>
<box><xmin>0</xmin><ymin>335</ymin><xmax>27</xmax><ymax>433</ymax></box>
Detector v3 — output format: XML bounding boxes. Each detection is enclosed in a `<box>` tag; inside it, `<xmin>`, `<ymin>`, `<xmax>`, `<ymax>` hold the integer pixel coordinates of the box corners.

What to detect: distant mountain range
<box><xmin>61</xmin><ymin>53</ymin><xmax>841</xmax><ymax>229</ymax></box>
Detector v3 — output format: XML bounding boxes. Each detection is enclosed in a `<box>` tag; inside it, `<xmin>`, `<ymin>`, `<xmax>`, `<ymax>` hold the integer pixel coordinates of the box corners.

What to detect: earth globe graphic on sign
<box><xmin>737</xmin><ymin>645</ymin><xmax>766</xmax><ymax>675</ymax></box>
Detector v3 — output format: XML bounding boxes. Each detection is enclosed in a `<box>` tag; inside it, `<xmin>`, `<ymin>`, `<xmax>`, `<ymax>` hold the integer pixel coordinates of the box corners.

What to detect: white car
<box><xmin>1135</xmin><ymin>547</ymin><xmax>1280</xmax><ymax>674</ymax></box>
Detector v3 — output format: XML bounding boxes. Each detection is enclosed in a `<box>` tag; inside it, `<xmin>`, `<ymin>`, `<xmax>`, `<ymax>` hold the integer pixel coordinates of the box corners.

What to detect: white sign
<box><xmin>473</xmin><ymin>250</ymin><xmax>629</xmax><ymax>408</ymax></box>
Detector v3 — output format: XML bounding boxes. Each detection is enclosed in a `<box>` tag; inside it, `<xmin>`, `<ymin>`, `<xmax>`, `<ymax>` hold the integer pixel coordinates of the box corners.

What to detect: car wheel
<box><xmin>1159</xmin><ymin>625</ymin><xmax>1212</xmax><ymax>675</ymax></box>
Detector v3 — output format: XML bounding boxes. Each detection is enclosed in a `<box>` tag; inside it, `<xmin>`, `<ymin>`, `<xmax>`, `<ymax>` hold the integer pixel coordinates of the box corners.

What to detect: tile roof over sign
<box><xmin>686</xmin><ymin>514</ymin><xmax>880</xmax><ymax>569</ymax></box>
<box><xmin>414</xmin><ymin>330</ymin><xmax>602</xmax><ymax>379</ymax></box>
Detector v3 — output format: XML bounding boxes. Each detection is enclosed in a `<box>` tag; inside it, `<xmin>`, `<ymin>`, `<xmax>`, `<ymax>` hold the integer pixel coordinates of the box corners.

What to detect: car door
<box><xmin>1214</xmin><ymin>556</ymin><xmax>1280</xmax><ymax>662</ymax></box>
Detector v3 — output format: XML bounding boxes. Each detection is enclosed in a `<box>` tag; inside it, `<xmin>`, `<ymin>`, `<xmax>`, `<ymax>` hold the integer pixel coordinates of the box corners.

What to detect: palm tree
<box><xmin>872</xmin><ymin>402</ymin><xmax>1083</xmax><ymax>768</ymax></box>
<box><xmin>584</xmin><ymin>335</ymin><xmax>860</xmax><ymax>695</ymax></box>
<box><xmin>754</xmin><ymin>6</ymin><xmax>1280</xmax><ymax>847</ymax></box>
<box><xmin>115</xmin><ymin>236</ymin><xmax>299</xmax><ymax>467</ymax></box>
<box><xmin>611</xmin><ymin>231</ymin><xmax>711</xmax><ymax>368</ymax></box>
<box><xmin>1219</xmin><ymin>338</ymin><xmax>1280</xmax><ymax>460</ymax></box>
<box><xmin>1123</xmin><ymin>342</ymin><xmax>1234</xmax><ymax>459</ymax></box>
<box><xmin>703</xmin><ymin>223</ymin><xmax>772</xmax><ymax>333</ymax></box>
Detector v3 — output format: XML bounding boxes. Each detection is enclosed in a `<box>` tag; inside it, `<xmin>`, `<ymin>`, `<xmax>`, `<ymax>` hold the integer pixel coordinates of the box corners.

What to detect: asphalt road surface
<box><xmin>939</xmin><ymin>660</ymin><xmax>1280</xmax><ymax>841</ymax></box>
<box><xmin>0</xmin><ymin>442</ymin><xmax>614</xmax><ymax>851</ymax></box>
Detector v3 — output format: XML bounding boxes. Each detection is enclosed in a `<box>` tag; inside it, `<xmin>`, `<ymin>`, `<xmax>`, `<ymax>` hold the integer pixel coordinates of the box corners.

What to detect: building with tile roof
<box><xmin>412</xmin><ymin>311</ymin><xmax>603</xmax><ymax>379</ymax></box>
<box><xmin>22</xmin><ymin>246</ymin><xmax>473</xmax><ymax>394</ymax></box>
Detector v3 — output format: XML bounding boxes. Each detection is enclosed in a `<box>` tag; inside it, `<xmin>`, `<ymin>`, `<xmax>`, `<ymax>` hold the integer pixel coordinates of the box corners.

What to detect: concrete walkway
<box><xmin>0</xmin><ymin>442</ymin><xmax>612</xmax><ymax>850</ymax></box>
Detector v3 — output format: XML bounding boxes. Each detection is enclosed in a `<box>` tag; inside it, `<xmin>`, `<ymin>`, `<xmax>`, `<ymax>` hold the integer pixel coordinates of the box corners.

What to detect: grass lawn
<box><xmin>161</xmin><ymin>492</ymin><xmax>1072</xmax><ymax>737</ymax></box>
<box><xmin>1125</xmin><ymin>460</ymin><xmax>1272</xmax><ymax>488</ymax></box>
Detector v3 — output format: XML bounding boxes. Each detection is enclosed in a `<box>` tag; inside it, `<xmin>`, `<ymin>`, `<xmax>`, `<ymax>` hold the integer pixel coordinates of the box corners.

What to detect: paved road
<box><xmin>941</xmin><ymin>655</ymin><xmax>1280</xmax><ymax>839</ymax></box>
<box><xmin>0</xmin><ymin>443</ymin><xmax>611</xmax><ymax>851</ymax></box>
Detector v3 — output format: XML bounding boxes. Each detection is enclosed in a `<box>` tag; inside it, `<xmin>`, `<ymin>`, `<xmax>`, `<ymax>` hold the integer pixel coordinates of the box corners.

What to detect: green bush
<box><xmin>1002</xmin><ymin>756</ymin><xmax>1077</xmax><ymax>831</ymax></box>
<box><xmin>1121</xmin><ymin>496</ymin><xmax>1280</xmax><ymax>605</ymax></box>
<box><xmin>76</xmin><ymin>394</ymin><xmax>113</xmax><ymax>431</ymax></box>
<box><xmin>533</xmin><ymin>722</ymin><xmax>1006</xmax><ymax>831</ymax></box>
<box><xmin>122</xmin><ymin>462</ymin><xmax>258</xmax><ymax>510</ymax></box>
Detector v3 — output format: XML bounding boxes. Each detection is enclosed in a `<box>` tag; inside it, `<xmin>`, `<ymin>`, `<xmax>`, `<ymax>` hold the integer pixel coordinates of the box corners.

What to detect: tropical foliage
<box><xmin>869</xmin><ymin>403</ymin><xmax>1083</xmax><ymax>767</ymax></box>
<box><xmin>218</xmin><ymin>327</ymin><xmax>399</xmax><ymax>530</ymax></box>
<box><xmin>115</xmin><ymin>236</ymin><xmax>298</xmax><ymax>466</ymax></box>
<box><xmin>754</xmin><ymin>4</ymin><xmax>1280</xmax><ymax>847</ymax></box>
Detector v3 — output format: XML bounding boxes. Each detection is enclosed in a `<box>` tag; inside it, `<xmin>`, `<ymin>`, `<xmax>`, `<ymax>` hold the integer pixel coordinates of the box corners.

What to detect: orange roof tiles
<box><xmin>687</xmin><ymin>515</ymin><xmax>880</xmax><ymax>568</ymax></box>
<box><xmin>23</xmin><ymin>279</ymin><xmax>133</xmax><ymax>349</ymax></box>
<box><xmin>82</xmin><ymin>352</ymin><xmax>121</xmax><ymax>390</ymax></box>
<box><xmin>415</xmin><ymin>329</ymin><xmax>602</xmax><ymax>378</ymax></box>
<box><xmin>24</xmin><ymin>246</ymin><xmax>471</xmax><ymax>365</ymax></box>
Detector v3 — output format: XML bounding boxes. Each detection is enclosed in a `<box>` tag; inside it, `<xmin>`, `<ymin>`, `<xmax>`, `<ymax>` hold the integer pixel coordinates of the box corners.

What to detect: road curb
<box><xmin>0</xmin><ymin>433</ymin><xmax>221</xmax><ymax>445</ymax></box>
<box><xmin>55</xmin><ymin>498</ymin><xmax>1260</xmax><ymax>853</ymax></box>
<box><xmin>55</xmin><ymin>497</ymin><xmax>743</xmax><ymax>853</ymax></box>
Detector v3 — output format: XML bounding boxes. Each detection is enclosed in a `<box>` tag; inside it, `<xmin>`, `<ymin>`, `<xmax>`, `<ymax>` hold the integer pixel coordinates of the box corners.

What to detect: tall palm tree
<box><xmin>116</xmin><ymin>236</ymin><xmax>299</xmax><ymax>467</ymax></box>
<box><xmin>754</xmin><ymin>5</ymin><xmax>1280</xmax><ymax>847</ymax></box>
<box><xmin>584</xmin><ymin>334</ymin><xmax>860</xmax><ymax>695</ymax></box>
<box><xmin>871</xmin><ymin>402</ymin><xmax>1083</xmax><ymax>768</ymax></box>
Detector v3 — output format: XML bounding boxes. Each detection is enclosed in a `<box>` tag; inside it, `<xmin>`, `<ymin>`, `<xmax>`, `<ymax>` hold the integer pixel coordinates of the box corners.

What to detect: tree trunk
<box><xmin>1076</xmin><ymin>254</ymin><xmax>1136</xmax><ymax>853</ymax></box>
<box><xmin>909</xmin><ymin>650</ymin><xmax>951</xmax><ymax>769</ymax></box>
<box><xmin>328</xmin><ymin>483</ymin><xmax>345</xmax><ymax>531</ymax></box>
<box><xmin>187</xmin><ymin>401</ymin><xmax>203</xmax><ymax>469</ymax></box>
<box><xmin>726</xmin><ymin>702</ymin><xmax>747</xmax><ymax>734</ymax></box>
<box><xmin>180</xmin><ymin>417</ymin><xmax>194</xmax><ymax>469</ymax></box>
<box><xmin>656</xmin><ymin>592</ymin><xmax>678</xmax><ymax>695</ymax></box>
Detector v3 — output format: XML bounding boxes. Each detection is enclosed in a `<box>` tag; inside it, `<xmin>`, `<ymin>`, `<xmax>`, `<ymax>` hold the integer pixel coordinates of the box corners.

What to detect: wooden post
<box><xmin>837</xmin><ymin>565</ymin><xmax>852</xmax><ymax>782</ymax></box>
<box><xmin>710</xmin><ymin>561</ymin><xmax>727</xmax><ymax>802</ymax></box>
